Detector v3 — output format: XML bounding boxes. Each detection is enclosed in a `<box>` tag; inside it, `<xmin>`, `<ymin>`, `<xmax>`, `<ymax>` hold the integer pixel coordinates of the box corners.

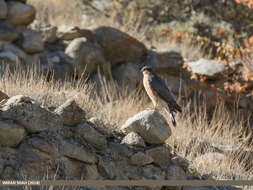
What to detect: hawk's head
<box><xmin>140</xmin><ymin>66</ymin><xmax>153</xmax><ymax>73</ymax></box>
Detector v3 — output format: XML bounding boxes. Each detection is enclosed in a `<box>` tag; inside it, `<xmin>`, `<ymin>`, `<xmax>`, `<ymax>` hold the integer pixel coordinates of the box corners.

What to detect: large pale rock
<box><xmin>93</xmin><ymin>26</ymin><xmax>147</xmax><ymax>65</ymax></box>
<box><xmin>130</xmin><ymin>152</ymin><xmax>153</xmax><ymax>166</ymax></box>
<box><xmin>0</xmin><ymin>22</ymin><xmax>19</xmax><ymax>42</ymax></box>
<box><xmin>7</xmin><ymin>1</ymin><xmax>35</xmax><ymax>25</ymax></box>
<box><xmin>55</xmin><ymin>99</ymin><xmax>85</xmax><ymax>126</ymax></box>
<box><xmin>0</xmin><ymin>0</ymin><xmax>7</xmax><ymax>19</ymax></box>
<box><xmin>18</xmin><ymin>29</ymin><xmax>44</xmax><ymax>53</ymax></box>
<box><xmin>65</xmin><ymin>37</ymin><xmax>107</xmax><ymax>77</ymax></box>
<box><xmin>0</xmin><ymin>95</ymin><xmax>61</xmax><ymax>133</ymax></box>
<box><xmin>121</xmin><ymin>110</ymin><xmax>171</xmax><ymax>144</ymax></box>
<box><xmin>146</xmin><ymin>146</ymin><xmax>171</xmax><ymax>168</ymax></box>
<box><xmin>59</xmin><ymin>140</ymin><xmax>97</xmax><ymax>164</ymax></box>
<box><xmin>121</xmin><ymin>132</ymin><xmax>146</xmax><ymax>147</ymax></box>
<box><xmin>188</xmin><ymin>58</ymin><xmax>225</xmax><ymax>77</ymax></box>
<box><xmin>0</xmin><ymin>120</ymin><xmax>26</xmax><ymax>147</ymax></box>
<box><xmin>76</xmin><ymin>122</ymin><xmax>107</xmax><ymax>149</ymax></box>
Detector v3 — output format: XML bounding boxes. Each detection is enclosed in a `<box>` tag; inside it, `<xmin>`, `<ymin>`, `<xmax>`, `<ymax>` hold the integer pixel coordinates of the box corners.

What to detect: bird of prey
<box><xmin>141</xmin><ymin>66</ymin><xmax>182</xmax><ymax>127</ymax></box>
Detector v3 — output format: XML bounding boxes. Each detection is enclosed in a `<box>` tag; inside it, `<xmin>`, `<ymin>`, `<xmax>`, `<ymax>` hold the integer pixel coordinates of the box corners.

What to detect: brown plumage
<box><xmin>141</xmin><ymin>66</ymin><xmax>182</xmax><ymax>127</ymax></box>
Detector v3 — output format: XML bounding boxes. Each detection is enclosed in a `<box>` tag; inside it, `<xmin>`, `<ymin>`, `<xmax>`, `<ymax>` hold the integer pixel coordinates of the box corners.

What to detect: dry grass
<box><xmin>27</xmin><ymin>0</ymin><xmax>82</xmax><ymax>27</ymax></box>
<box><xmin>0</xmin><ymin>66</ymin><xmax>253</xmax><ymax>184</ymax></box>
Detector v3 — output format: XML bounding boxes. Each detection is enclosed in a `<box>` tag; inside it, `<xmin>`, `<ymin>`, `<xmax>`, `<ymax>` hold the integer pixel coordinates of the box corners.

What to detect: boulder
<box><xmin>55</xmin><ymin>99</ymin><xmax>85</xmax><ymax>126</ymax></box>
<box><xmin>130</xmin><ymin>152</ymin><xmax>153</xmax><ymax>166</ymax></box>
<box><xmin>143</xmin><ymin>50</ymin><xmax>183</xmax><ymax>75</ymax></box>
<box><xmin>98</xmin><ymin>157</ymin><xmax>117</xmax><ymax>179</ymax></box>
<box><xmin>18</xmin><ymin>29</ymin><xmax>44</xmax><ymax>53</ymax></box>
<box><xmin>65</xmin><ymin>37</ymin><xmax>107</xmax><ymax>77</ymax></box>
<box><xmin>93</xmin><ymin>26</ymin><xmax>147</xmax><ymax>65</ymax></box>
<box><xmin>112</xmin><ymin>63</ymin><xmax>142</xmax><ymax>88</ymax></box>
<box><xmin>0</xmin><ymin>120</ymin><xmax>26</xmax><ymax>147</ymax></box>
<box><xmin>27</xmin><ymin>51</ymin><xmax>74</xmax><ymax>80</ymax></box>
<box><xmin>146</xmin><ymin>146</ymin><xmax>171</xmax><ymax>168</ymax></box>
<box><xmin>188</xmin><ymin>59</ymin><xmax>225</xmax><ymax>78</ymax></box>
<box><xmin>0</xmin><ymin>95</ymin><xmax>61</xmax><ymax>133</ymax></box>
<box><xmin>7</xmin><ymin>1</ymin><xmax>35</xmax><ymax>25</ymax></box>
<box><xmin>121</xmin><ymin>110</ymin><xmax>171</xmax><ymax>144</ymax></box>
<box><xmin>59</xmin><ymin>140</ymin><xmax>97</xmax><ymax>164</ymax></box>
<box><xmin>0</xmin><ymin>22</ymin><xmax>19</xmax><ymax>42</ymax></box>
<box><xmin>0</xmin><ymin>0</ymin><xmax>8</xmax><ymax>19</ymax></box>
<box><xmin>76</xmin><ymin>122</ymin><xmax>107</xmax><ymax>149</ymax></box>
<box><xmin>121</xmin><ymin>132</ymin><xmax>146</xmax><ymax>147</ymax></box>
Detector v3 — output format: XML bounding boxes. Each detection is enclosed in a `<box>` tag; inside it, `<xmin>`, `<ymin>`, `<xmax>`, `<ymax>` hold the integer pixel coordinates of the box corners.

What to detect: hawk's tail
<box><xmin>164</xmin><ymin>108</ymin><xmax>177</xmax><ymax>127</ymax></box>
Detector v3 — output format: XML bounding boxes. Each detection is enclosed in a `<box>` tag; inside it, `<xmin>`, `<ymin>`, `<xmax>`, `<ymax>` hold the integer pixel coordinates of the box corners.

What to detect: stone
<box><xmin>65</xmin><ymin>37</ymin><xmax>107</xmax><ymax>77</ymax></box>
<box><xmin>88</xmin><ymin>117</ymin><xmax>111</xmax><ymax>136</ymax></box>
<box><xmin>0</xmin><ymin>120</ymin><xmax>26</xmax><ymax>147</ymax></box>
<box><xmin>130</xmin><ymin>152</ymin><xmax>153</xmax><ymax>166</ymax></box>
<box><xmin>18</xmin><ymin>29</ymin><xmax>44</xmax><ymax>53</ymax></box>
<box><xmin>0</xmin><ymin>0</ymin><xmax>8</xmax><ymax>19</ymax></box>
<box><xmin>107</xmin><ymin>142</ymin><xmax>133</xmax><ymax>159</ymax></box>
<box><xmin>57</xmin><ymin>25</ymin><xmax>82</xmax><ymax>40</ymax></box>
<box><xmin>28</xmin><ymin>51</ymin><xmax>74</xmax><ymax>80</ymax></box>
<box><xmin>26</xmin><ymin>136</ymin><xmax>58</xmax><ymax>157</ymax></box>
<box><xmin>55</xmin><ymin>99</ymin><xmax>85</xmax><ymax>126</ymax></box>
<box><xmin>188</xmin><ymin>59</ymin><xmax>225</xmax><ymax>77</ymax></box>
<box><xmin>166</xmin><ymin>165</ymin><xmax>187</xmax><ymax>180</ymax></box>
<box><xmin>7</xmin><ymin>1</ymin><xmax>35</xmax><ymax>25</ymax></box>
<box><xmin>121</xmin><ymin>132</ymin><xmax>146</xmax><ymax>147</ymax></box>
<box><xmin>171</xmin><ymin>155</ymin><xmax>189</xmax><ymax>170</ymax></box>
<box><xmin>18</xmin><ymin>142</ymin><xmax>56</xmax><ymax>178</ymax></box>
<box><xmin>166</xmin><ymin>165</ymin><xmax>187</xmax><ymax>190</ymax></box>
<box><xmin>0</xmin><ymin>95</ymin><xmax>61</xmax><ymax>133</ymax></box>
<box><xmin>59</xmin><ymin>140</ymin><xmax>97</xmax><ymax>164</ymax></box>
<box><xmin>76</xmin><ymin>122</ymin><xmax>107</xmax><ymax>149</ymax></box>
<box><xmin>93</xmin><ymin>26</ymin><xmax>147</xmax><ymax>65</ymax></box>
<box><xmin>98</xmin><ymin>157</ymin><xmax>117</xmax><ymax>179</ymax></box>
<box><xmin>30</xmin><ymin>20</ymin><xmax>57</xmax><ymax>43</ymax></box>
<box><xmin>84</xmin><ymin>164</ymin><xmax>101</xmax><ymax>180</ymax></box>
<box><xmin>143</xmin><ymin>50</ymin><xmax>183</xmax><ymax>75</ymax></box>
<box><xmin>0</xmin><ymin>91</ymin><xmax>8</xmax><ymax>102</ymax></box>
<box><xmin>59</xmin><ymin>157</ymin><xmax>86</xmax><ymax>178</ymax></box>
<box><xmin>112</xmin><ymin>63</ymin><xmax>142</xmax><ymax>88</ymax></box>
<box><xmin>0</xmin><ymin>22</ymin><xmax>19</xmax><ymax>42</ymax></box>
<box><xmin>121</xmin><ymin>110</ymin><xmax>171</xmax><ymax>144</ymax></box>
<box><xmin>146</xmin><ymin>146</ymin><xmax>171</xmax><ymax>168</ymax></box>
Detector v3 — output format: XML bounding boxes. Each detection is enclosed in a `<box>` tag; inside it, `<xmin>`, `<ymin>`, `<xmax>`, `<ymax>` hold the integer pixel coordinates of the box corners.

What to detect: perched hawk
<box><xmin>141</xmin><ymin>66</ymin><xmax>182</xmax><ymax>127</ymax></box>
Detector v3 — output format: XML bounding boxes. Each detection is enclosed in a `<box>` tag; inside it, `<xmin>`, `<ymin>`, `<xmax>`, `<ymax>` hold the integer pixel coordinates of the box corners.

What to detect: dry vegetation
<box><xmin>3</xmin><ymin>0</ymin><xmax>253</xmax><ymax>189</ymax></box>
<box><xmin>1</xmin><ymin>64</ymin><xmax>253</xmax><ymax>184</ymax></box>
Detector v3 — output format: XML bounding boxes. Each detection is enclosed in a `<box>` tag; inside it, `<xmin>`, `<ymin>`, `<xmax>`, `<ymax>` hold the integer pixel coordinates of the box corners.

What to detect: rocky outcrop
<box><xmin>0</xmin><ymin>94</ymin><xmax>190</xmax><ymax>186</ymax></box>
